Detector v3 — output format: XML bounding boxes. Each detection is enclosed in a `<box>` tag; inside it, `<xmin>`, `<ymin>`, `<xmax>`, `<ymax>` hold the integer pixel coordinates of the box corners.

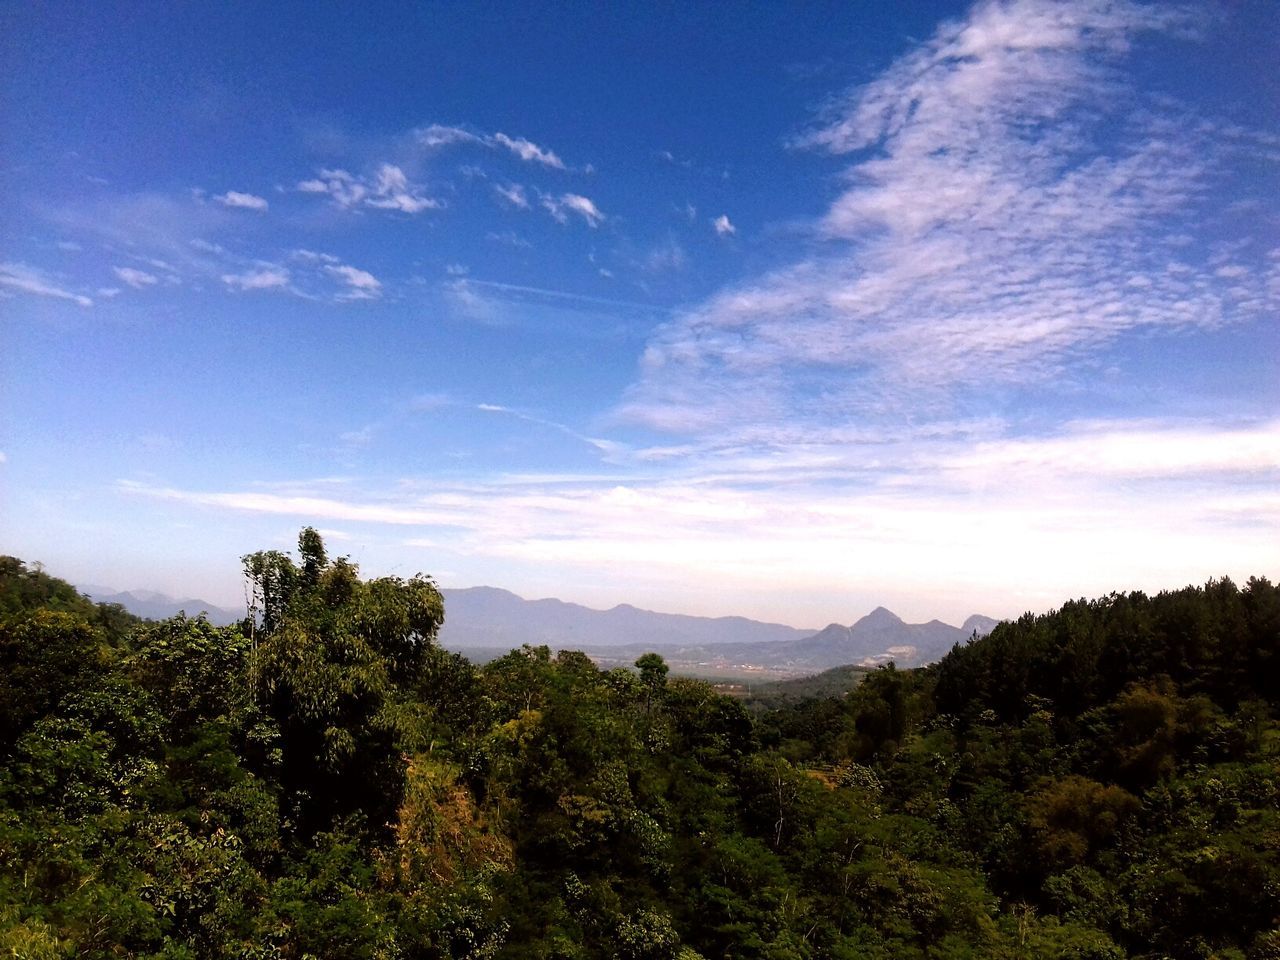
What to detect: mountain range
<box><xmin>80</xmin><ymin>587</ymin><xmax>243</xmax><ymax>626</ymax></box>
<box><xmin>79</xmin><ymin>581</ymin><xmax>996</xmax><ymax>673</ymax></box>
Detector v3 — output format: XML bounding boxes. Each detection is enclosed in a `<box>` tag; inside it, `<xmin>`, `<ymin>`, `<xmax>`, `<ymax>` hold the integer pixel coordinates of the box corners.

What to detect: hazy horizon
<box><xmin>70</xmin><ymin>571</ymin><xmax>1010</xmax><ymax>634</ymax></box>
<box><xmin>3</xmin><ymin>1</ymin><xmax>1277</xmax><ymax>628</ymax></box>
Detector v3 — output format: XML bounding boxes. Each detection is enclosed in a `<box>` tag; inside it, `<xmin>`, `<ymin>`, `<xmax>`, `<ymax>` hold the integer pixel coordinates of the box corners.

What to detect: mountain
<box><xmin>778</xmin><ymin>606</ymin><xmax>985</xmax><ymax>668</ymax></box>
<box><xmin>74</xmin><ymin>579</ymin><xmax>997</xmax><ymax>674</ymax></box>
<box><xmin>441</xmin><ymin>589</ymin><xmax>998</xmax><ymax>673</ymax></box>
<box><xmin>78</xmin><ymin>588</ymin><xmax>243</xmax><ymax>626</ymax></box>
<box><xmin>572</xmin><ymin>606</ymin><xmax>998</xmax><ymax>673</ymax></box>
<box><xmin>962</xmin><ymin>614</ymin><xmax>1000</xmax><ymax>636</ymax></box>
<box><xmin>438</xmin><ymin>586</ymin><xmax>814</xmax><ymax>650</ymax></box>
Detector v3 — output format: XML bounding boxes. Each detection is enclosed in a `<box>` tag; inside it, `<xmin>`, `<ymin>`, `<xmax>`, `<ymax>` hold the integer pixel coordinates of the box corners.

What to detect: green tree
<box><xmin>244</xmin><ymin>528</ymin><xmax>446</xmax><ymax>834</ymax></box>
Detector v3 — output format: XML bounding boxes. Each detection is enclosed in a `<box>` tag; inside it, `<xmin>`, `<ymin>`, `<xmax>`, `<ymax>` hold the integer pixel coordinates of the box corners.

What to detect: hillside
<box><xmin>585</xmin><ymin>605</ymin><xmax>999</xmax><ymax>675</ymax></box>
<box><xmin>438</xmin><ymin>585</ymin><xmax>815</xmax><ymax>648</ymax></box>
<box><xmin>739</xmin><ymin>663</ymin><xmax>873</xmax><ymax>708</ymax></box>
<box><xmin>4</xmin><ymin>532</ymin><xmax>1278</xmax><ymax>957</ymax></box>
<box><xmin>79</xmin><ymin>587</ymin><xmax>243</xmax><ymax>626</ymax></box>
<box><xmin>71</xmin><ymin>579</ymin><xmax>996</xmax><ymax>674</ymax></box>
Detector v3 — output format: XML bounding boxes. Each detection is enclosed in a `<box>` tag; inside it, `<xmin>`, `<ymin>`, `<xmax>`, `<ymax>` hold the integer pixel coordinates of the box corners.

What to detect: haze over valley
<box><xmin>79</xmin><ymin>581</ymin><xmax>998</xmax><ymax>680</ymax></box>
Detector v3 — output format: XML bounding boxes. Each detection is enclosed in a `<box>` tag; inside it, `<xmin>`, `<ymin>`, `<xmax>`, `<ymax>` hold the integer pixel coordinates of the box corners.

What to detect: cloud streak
<box><xmin>114</xmin><ymin>265</ymin><xmax>159</xmax><ymax>289</ymax></box>
<box><xmin>620</xmin><ymin>0</ymin><xmax>1274</xmax><ymax>435</ymax></box>
<box><xmin>118</xmin><ymin>416</ymin><xmax>1280</xmax><ymax>623</ymax></box>
<box><xmin>541</xmin><ymin>192</ymin><xmax>605</xmax><ymax>227</ymax></box>
<box><xmin>416</xmin><ymin>125</ymin><xmax>568</xmax><ymax>169</ymax></box>
<box><xmin>222</xmin><ymin>266</ymin><xmax>289</xmax><ymax>291</ymax></box>
<box><xmin>0</xmin><ymin>262</ymin><xmax>93</xmax><ymax>307</ymax></box>
<box><xmin>298</xmin><ymin>164</ymin><xmax>442</xmax><ymax>214</ymax></box>
<box><xmin>216</xmin><ymin>191</ymin><xmax>268</xmax><ymax>211</ymax></box>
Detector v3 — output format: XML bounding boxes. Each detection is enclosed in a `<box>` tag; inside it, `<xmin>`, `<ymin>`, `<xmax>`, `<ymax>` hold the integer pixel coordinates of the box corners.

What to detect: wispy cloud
<box><xmin>221</xmin><ymin>265</ymin><xmax>289</xmax><ymax>291</ymax></box>
<box><xmin>494</xmin><ymin>182</ymin><xmax>529</xmax><ymax>208</ymax></box>
<box><xmin>416</xmin><ymin>125</ymin><xmax>568</xmax><ymax>169</ymax></box>
<box><xmin>487</xmin><ymin>230</ymin><xmax>532</xmax><ymax>249</ymax></box>
<box><xmin>215</xmin><ymin>190</ymin><xmax>268</xmax><ymax>211</ymax></box>
<box><xmin>493</xmin><ymin>132</ymin><xmax>565</xmax><ymax>169</ymax></box>
<box><xmin>643</xmin><ymin>239</ymin><xmax>686</xmax><ymax>272</ymax></box>
<box><xmin>444</xmin><ymin>278</ymin><xmax>503</xmax><ymax>323</ymax></box>
<box><xmin>0</xmin><ymin>262</ymin><xmax>92</xmax><ymax>307</ymax></box>
<box><xmin>113</xmin><ymin>265</ymin><xmax>159</xmax><ymax>289</ymax></box>
<box><xmin>541</xmin><ymin>192</ymin><xmax>605</xmax><ymax>227</ymax></box>
<box><xmin>326</xmin><ymin>263</ymin><xmax>382</xmax><ymax>300</ymax></box>
<box><xmin>621</xmin><ymin>0</ymin><xmax>1273</xmax><ymax>434</ymax></box>
<box><xmin>118</xmin><ymin>416</ymin><xmax>1280</xmax><ymax>622</ymax></box>
<box><xmin>712</xmin><ymin>214</ymin><xmax>736</xmax><ymax>236</ymax></box>
<box><xmin>285</xmin><ymin>250</ymin><xmax>384</xmax><ymax>302</ymax></box>
<box><xmin>298</xmin><ymin>164</ymin><xmax>442</xmax><ymax>214</ymax></box>
<box><xmin>416</xmin><ymin>124</ymin><xmax>485</xmax><ymax>148</ymax></box>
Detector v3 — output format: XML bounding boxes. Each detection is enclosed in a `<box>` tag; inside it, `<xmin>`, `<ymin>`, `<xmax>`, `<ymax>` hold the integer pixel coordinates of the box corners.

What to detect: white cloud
<box><xmin>113</xmin><ymin>266</ymin><xmax>159</xmax><ymax>289</ymax></box>
<box><xmin>444</xmin><ymin>278</ymin><xmax>502</xmax><ymax>323</ymax></box>
<box><xmin>0</xmin><ymin>262</ymin><xmax>92</xmax><ymax>307</ymax></box>
<box><xmin>941</xmin><ymin>419</ymin><xmax>1280</xmax><ymax>483</ymax></box>
<box><xmin>542</xmin><ymin>192</ymin><xmax>605</xmax><ymax>227</ymax></box>
<box><xmin>281</xmin><ymin>251</ymin><xmax>383</xmax><ymax>302</ymax></box>
<box><xmin>494</xmin><ymin>183</ymin><xmax>529</xmax><ymax>208</ymax></box>
<box><xmin>621</xmin><ymin>0</ymin><xmax>1272</xmax><ymax>435</ymax></box>
<box><xmin>216</xmin><ymin>191</ymin><xmax>268</xmax><ymax>211</ymax></box>
<box><xmin>487</xmin><ymin>230</ymin><xmax>533</xmax><ymax>249</ymax></box>
<box><xmin>339</xmin><ymin>427</ymin><xmax>376</xmax><ymax>447</ymax></box>
<box><xmin>291</xmin><ymin>249</ymin><xmax>340</xmax><ymax>264</ymax></box>
<box><xmin>644</xmin><ymin>240</ymin><xmax>686</xmax><ymax>272</ymax></box>
<box><xmin>119</xmin><ymin>416</ymin><xmax>1280</xmax><ymax>624</ymax></box>
<box><xmin>221</xmin><ymin>266</ymin><xmax>289</xmax><ymax>291</ymax></box>
<box><xmin>326</xmin><ymin>263</ymin><xmax>382</xmax><ymax>300</ymax></box>
<box><xmin>416</xmin><ymin>124</ymin><xmax>570</xmax><ymax>169</ymax></box>
<box><xmin>297</xmin><ymin>165</ymin><xmax>441</xmax><ymax>214</ymax></box>
<box><xmin>365</xmin><ymin>164</ymin><xmax>441</xmax><ymax>213</ymax></box>
<box><xmin>189</xmin><ymin>238</ymin><xmax>227</xmax><ymax>254</ymax></box>
<box><xmin>416</xmin><ymin>124</ymin><xmax>484</xmax><ymax>148</ymax></box>
<box><xmin>713</xmin><ymin>214</ymin><xmax>736</xmax><ymax>236</ymax></box>
<box><xmin>493</xmin><ymin>132</ymin><xmax>565</xmax><ymax>169</ymax></box>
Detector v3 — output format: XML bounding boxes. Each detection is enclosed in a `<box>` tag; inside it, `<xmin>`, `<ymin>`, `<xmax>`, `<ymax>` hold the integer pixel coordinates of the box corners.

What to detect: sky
<box><xmin>2</xmin><ymin>0</ymin><xmax>1278</xmax><ymax>628</ymax></box>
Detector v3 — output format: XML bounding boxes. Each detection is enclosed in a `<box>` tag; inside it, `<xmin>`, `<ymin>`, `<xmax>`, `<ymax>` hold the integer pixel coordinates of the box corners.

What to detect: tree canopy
<box><xmin>1</xmin><ymin>535</ymin><xmax>1277</xmax><ymax>958</ymax></box>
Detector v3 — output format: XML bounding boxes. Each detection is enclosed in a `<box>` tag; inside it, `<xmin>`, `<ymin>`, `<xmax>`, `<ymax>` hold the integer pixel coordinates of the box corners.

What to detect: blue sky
<box><xmin>2</xmin><ymin>0</ymin><xmax>1277</xmax><ymax>627</ymax></box>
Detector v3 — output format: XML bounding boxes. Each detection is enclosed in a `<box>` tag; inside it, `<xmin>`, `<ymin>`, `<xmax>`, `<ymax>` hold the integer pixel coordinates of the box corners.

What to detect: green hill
<box><xmin>1</xmin><ymin>530</ymin><xmax>1277</xmax><ymax>959</ymax></box>
<box><xmin>740</xmin><ymin>662</ymin><xmax>873</xmax><ymax>707</ymax></box>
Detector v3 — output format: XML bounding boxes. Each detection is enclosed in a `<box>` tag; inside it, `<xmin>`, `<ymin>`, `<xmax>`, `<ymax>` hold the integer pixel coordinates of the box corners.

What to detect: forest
<box><xmin>1</xmin><ymin>531</ymin><xmax>1277</xmax><ymax>959</ymax></box>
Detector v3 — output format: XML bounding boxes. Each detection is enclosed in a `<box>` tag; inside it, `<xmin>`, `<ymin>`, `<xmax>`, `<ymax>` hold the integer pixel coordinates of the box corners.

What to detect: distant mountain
<box><xmin>78</xmin><ymin>588</ymin><xmax>242</xmax><ymax>627</ymax></box>
<box><xmin>440</xmin><ymin>588</ymin><xmax>997</xmax><ymax>673</ymax></box>
<box><xmin>782</xmin><ymin>606</ymin><xmax>994</xmax><ymax>668</ymax></box>
<box><xmin>571</xmin><ymin>605</ymin><xmax>999</xmax><ymax>672</ymax></box>
<box><xmin>438</xmin><ymin>586</ymin><xmax>814</xmax><ymax>650</ymax></box>
<box><xmin>962</xmin><ymin>614</ymin><xmax>1000</xmax><ymax>636</ymax></box>
<box><xmin>74</xmin><ymin>579</ymin><xmax>997</xmax><ymax>674</ymax></box>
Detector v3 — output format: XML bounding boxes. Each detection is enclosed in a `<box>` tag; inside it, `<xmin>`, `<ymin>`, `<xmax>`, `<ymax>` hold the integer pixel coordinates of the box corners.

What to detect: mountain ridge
<box><xmin>76</xmin><ymin>580</ymin><xmax>997</xmax><ymax>671</ymax></box>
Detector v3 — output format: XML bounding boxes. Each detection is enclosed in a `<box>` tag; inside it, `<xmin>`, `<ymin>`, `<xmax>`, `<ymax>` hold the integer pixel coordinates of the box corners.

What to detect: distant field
<box><xmin>588</xmin><ymin>654</ymin><xmax>814</xmax><ymax>686</ymax></box>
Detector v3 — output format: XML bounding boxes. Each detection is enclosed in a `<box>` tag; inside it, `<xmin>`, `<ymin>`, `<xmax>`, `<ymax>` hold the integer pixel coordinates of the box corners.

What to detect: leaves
<box><xmin>3</xmin><ymin>541</ymin><xmax>1278</xmax><ymax>958</ymax></box>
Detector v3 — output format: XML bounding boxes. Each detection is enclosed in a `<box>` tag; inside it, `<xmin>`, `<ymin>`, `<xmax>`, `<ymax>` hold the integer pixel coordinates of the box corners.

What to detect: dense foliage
<box><xmin>1</xmin><ymin>536</ymin><xmax>1277</xmax><ymax>958</ymax></box>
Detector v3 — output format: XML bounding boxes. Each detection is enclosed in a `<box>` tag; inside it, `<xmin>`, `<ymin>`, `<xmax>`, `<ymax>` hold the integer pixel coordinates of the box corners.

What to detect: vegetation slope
<box><xmin>1</xmin><ymin>531</ymin><xmax>1277</xmax><ymax>959</ymax></box>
